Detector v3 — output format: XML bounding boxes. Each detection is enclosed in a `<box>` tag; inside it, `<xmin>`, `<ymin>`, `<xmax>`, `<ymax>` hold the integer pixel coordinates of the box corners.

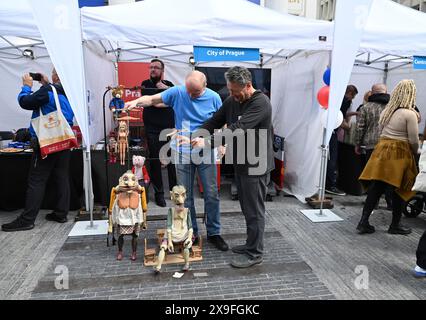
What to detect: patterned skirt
<box><xmin>117</xmin><ymin>223</ymin><xmax>141</xmax><ymax>236</ymax></box>
<box><xmin>359</xmin><ymin>138</ymin><xmax>418</xmax><ymax>201</ymax></box>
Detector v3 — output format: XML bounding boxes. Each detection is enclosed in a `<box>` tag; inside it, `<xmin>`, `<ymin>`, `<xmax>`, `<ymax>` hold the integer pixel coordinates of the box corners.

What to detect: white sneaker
<box><xmin>414</xmin><ymin>265</ymin><xmax>426</xmax><ymax>277</ymax></box>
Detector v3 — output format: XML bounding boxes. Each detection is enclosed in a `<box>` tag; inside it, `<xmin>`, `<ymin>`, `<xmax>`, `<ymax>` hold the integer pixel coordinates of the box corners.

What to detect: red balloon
<box><xmin>317</xmin><ymin>86</ymin><xmax>330</xmax><ymax>109</ymax></box>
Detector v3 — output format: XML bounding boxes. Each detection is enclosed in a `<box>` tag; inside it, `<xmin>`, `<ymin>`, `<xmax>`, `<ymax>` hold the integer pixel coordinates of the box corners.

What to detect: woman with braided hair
<box><xmin>357</xmin><ymin>79</ymin><xmax>419</xmax><ymax>235</ymax></box>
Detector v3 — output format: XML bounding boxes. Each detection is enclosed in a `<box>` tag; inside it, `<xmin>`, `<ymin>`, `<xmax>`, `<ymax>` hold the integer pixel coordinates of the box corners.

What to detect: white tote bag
<box><xmin>31</xmin><ymin>85</ymin><xmax>77</xmax><ymax>159</ymax></box>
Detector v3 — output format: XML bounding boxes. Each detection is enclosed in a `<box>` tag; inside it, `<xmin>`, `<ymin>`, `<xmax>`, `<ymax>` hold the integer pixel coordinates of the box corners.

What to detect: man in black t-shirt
<box><xmin>141</xmin><ymin>59</ymin><xmax>176</xmax><ymax>207</ymax></box>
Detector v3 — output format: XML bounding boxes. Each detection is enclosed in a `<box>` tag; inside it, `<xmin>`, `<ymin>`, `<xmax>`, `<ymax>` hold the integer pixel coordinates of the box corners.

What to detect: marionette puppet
<box><xmin>108</xmin><ymin>171</ymin><xmax>148</xmax><ymax>261</ymax></box>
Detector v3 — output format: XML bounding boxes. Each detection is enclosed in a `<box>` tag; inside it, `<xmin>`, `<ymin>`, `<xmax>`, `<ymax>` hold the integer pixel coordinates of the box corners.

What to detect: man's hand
<box><xmin>354</xmin><ymin>145</ymin><xmax>361</xmax><ymax>155</ymax></box>
<box><xmin>124</xmin><ymin>98</ymin><xmax>141</xmax><ymax>111</ymax></box>
<box><xmin>23</xmin><ymin>74</ymin><xmax>33</xmax><ymax>88</ymax></box>
<box><xmin>156</xmin><ymin>81</ymin><xmax>169</xmax><ymax>90</ymax></box>
<box><xmin>217</xmin><ymin>144</ymin><xmax>227</xmax><ymax>159</ymax></box>
<box><xmin>191</xmin><ymin>137</ymin><xmax>206</xmax><ymax>148</ymax></box>
<box><xmin>40</xmin><ymin>74</ymin><xmax>49</xmax><ymax>86</ymax></box>
<box><xmin>176</xmin><ymin>135</ymin><xmax>191</xmax><ymax>146</ymax></box>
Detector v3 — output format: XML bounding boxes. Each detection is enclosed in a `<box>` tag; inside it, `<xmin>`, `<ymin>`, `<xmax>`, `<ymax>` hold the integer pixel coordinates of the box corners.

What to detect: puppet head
<box><xmin>118</xmin><ymin>170</ymin><xmax>139</xmax><ymax>190</ymax></box>
<box><xmin>112</xmin><ymin>85</ymin><xmax>124</xmax><ymax>99</ymax></box>
<box><xmin>132</xmin><ymin>155</ymin><xmax>146</xmax><ymax>168</ymax></box>
<box><xmin>170</xmin><ymin>185</ymin><xmax>186</xmax><ymax>209</ymax></box>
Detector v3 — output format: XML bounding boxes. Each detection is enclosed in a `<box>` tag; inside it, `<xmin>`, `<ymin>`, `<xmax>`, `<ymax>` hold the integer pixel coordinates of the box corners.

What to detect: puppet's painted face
<box><xmin>119</xmin><ymin>121</ymin><xmax>127</xmax><ymax>131</ymax></box>
<box><xmin>109</xmin><ymin>137</ymin><xmax>117</xmax><ymax>146</ymax></box>
<box><xmin>170</xmin><ymin>185</ymin><xmax>186</xmax><ymax>208</ymax></box>
<box><xmin>119</xmin><ymin>171</ymin><xmax>138</xmax><ymax>189</ymax></box>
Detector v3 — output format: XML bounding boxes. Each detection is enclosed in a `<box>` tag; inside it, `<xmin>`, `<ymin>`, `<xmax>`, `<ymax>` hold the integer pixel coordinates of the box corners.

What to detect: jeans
<box><xmin>175</xmin><ymin>151</ymin><xmax>220</xmax><ymax>237</ymax></box>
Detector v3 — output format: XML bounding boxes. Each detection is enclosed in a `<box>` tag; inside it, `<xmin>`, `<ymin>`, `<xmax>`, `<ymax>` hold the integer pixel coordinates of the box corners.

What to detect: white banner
<box><xmin>326</xmin><ymin>0</ymin><xmax>373</xmax><ymax>144</ymax></box>
<box><xmin>29</xmin><ymin>0</ymin><xmax>90</xmax><ymax>147</ymax></box>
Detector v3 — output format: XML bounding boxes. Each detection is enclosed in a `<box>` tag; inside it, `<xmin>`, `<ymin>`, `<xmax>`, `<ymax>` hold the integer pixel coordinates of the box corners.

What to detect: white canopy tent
<box><xmin>327</xmin><ymin>0</ymin><xmax>426</xmax><ymax>148</ymax></box>
<box><xmin>1</xmin><ymin>0</ymin><xmax>426</xmax><ymax>206</ymax></box>
<box><xmin>0</xmin><ymin>0</ymin><xmax>104</xmax><ymax>221</ymax></box>
<box><xmin>80</xmin><ymin>0</ymin><xmax>335</xmax><ymax>201</ymax></box>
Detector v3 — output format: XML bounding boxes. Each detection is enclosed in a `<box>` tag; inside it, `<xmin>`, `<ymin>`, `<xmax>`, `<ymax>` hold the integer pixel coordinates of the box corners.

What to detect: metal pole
<box><xmin>84</xmin><ymin>149</ymin><xmax>94</xmax><ymax>227</ymax></box>
<box><xmin>103</xmin><ymin>87</ymin><xmax>112</xmax><ymax>208</ymax></box>
<box><xmin>318</xmin><ymin>127</ymin><xmax>328</xmax><ymax>215</ymax></box>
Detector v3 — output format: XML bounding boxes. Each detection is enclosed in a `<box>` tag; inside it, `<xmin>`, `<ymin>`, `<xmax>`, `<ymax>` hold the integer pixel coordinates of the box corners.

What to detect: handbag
<box><xmin>31</xmin><ymin>85</ymin><xmax>77</xmax><ymax>159</ymax></box>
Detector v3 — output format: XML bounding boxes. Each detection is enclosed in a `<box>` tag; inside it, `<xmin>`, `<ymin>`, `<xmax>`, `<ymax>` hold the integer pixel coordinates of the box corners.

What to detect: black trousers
<box><xmin>326</xmin><ymin>132</ymin><xmax>338</xmax><ymax>189</ymax></box>
<box><xmin>363</xmin><ymin>180</ymin><xmax>404</xmax><ymax>226</ymax></box>
<box><xmin>416</xmin><ymin>230</ymin><xmax>426</xmax><ymax>269</ymax></box>
<box><xmin>146</xmin><ymin>132</ymin><xmax>177</xmax><ymax>196</ymax></box>
<box><xmin>365</xmin><ymin>149</ymin><xmax>393</xmax><ymax>206</ymax></box>
<box><xmin>19</xmin><ymin>149</ymin><xmax>71</xmax><ymax>224</ymax></box>
<box><xmin>235</xmin><ymin>174</ymin><xmax>268</xmax><ymax>259</ymax></box>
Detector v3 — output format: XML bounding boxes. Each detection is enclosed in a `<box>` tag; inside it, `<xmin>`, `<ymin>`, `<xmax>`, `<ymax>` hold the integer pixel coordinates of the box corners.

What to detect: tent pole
<box><xmin>318</xmin><ymin>127</ymin><xmax>328</xmax><ymax>215</ymax></box>
<box><xmin>383</xmin><ymin>61</ymin><xmax>389</xmax><ymax>86</ymax></box>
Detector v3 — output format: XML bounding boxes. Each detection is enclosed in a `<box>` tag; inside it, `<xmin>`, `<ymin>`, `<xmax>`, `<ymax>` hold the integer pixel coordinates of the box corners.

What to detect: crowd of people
<box><xmin>1</xmin><ymin>60</ymin><xmax>424</xmax><ymax>275</ymax></box>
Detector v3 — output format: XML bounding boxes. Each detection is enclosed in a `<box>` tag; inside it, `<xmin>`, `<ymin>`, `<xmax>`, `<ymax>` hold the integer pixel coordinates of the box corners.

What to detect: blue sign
<box><xmin>194</xmin><ymin>46</ymin><xmax>260</xmax><ymax>62</ymax></box>
<box><xmin>413</xmin><ymin>56</ymin><xmax>426</xmax><ymax>69</ymax></box>
<box><xmin>78</xmin><ymin>0</ymin><xmax>105</xmax><ymax>8</ymax></box>
<box><xmin>247</xmin><ymin>0</ymin><xmax>261</xmax><ymax>4</ymax></box>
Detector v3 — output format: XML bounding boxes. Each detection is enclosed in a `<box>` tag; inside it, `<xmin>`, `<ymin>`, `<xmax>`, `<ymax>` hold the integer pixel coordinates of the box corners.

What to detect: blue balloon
<box><xmin>323</xmin><ymin>68</ymin><xmax>331</xmax><ymax>86</ymax></box>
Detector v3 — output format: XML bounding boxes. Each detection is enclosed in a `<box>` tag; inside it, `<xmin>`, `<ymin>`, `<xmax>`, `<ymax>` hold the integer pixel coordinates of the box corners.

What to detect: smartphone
<box><xmin>29</xmin><ymin>72</ymin><xmax>42</xmax><ymax>81</ymax></box>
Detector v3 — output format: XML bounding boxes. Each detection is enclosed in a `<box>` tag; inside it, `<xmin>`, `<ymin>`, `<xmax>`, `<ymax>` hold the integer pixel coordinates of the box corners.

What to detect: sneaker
<box><xmin>413</xmin><ymin>265</ymin><xmax>426</xmax><ymax>278</ymax></box>
<box><xmin>325</xmin><ymin>187</ymin><xmax>346</xmax><ymax>196</ymax></box>
<box><xmin>231</xmin><ymin>254</ymin><xmax>263</xmax><ymax>268</ymax></box>
<box><xmin>207</xmin><ymin>235</ymin><xmax>229</xmax><ymax>251</ymax></box>
<box><xmin>231</xmin><ymin>244</ymin><xmax>248</xmax><ymax>254</ymax></box>
<box><xmin>2</xmin><ymin>218</ymin><xmax>34</xmax><ymax>232</ymax></box>
<box><xmin>45</xmin><ymin>213</ymin><xmax>68</xmax><ymax>223</ymax></box>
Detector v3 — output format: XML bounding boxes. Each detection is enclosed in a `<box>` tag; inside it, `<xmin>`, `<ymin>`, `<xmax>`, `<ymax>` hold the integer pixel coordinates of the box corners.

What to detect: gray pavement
<box><xmin>1</xmin><ymin>180</ymin><xmax>425</xmax><ymax>300</ymax></box>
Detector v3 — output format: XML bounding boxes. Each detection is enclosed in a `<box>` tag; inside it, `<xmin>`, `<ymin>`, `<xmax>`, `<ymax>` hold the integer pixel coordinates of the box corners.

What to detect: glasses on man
<box><xmin>150</xmin><ymin>66</ymin><xmax>163</xmax><ymax>70</ymax></box>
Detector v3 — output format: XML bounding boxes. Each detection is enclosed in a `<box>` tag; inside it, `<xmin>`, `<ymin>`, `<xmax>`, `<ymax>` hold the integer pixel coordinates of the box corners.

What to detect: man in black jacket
<box><xmin>141</xmin><ymin>59</ymin><xmax>177</xmax><ymax>207</ymax></box>
<box><xmin>191</xmin><ymin>66</ymin><xmax>274</xmax><ymax>268</ymax></box>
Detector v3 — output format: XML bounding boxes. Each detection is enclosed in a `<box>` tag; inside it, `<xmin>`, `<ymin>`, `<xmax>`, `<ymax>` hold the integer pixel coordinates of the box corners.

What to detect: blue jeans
<box><xmin>175</xmin><ymin>151</ymin><xmax>220</xmax><ymax>237</ymax></box>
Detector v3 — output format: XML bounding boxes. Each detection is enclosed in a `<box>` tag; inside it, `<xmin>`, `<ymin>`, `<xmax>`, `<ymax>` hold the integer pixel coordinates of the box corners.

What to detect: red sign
<box><xmin>117</xmin><ymin>62</ymin><xmax>150</xmax><ymax>102</ymax></box>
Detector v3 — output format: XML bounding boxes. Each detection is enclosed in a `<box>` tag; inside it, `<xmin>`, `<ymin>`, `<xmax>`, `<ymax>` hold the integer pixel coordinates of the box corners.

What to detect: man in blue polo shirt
<box><xmin>125</xmin><ymin>71</ymin><xmax>228</xmax><ymax>251</ymax></box>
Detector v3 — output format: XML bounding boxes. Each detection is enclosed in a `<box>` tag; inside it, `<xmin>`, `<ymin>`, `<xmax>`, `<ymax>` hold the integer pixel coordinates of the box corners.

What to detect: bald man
<box><xmin>355</xmin><ymin>83</ymin><xmax>392</xmax><ymax>210</ymax></box>
<box><xmin>125</xmin><ymin>71</ymin><xmax>229</xmax><ymax>252</ymax></box>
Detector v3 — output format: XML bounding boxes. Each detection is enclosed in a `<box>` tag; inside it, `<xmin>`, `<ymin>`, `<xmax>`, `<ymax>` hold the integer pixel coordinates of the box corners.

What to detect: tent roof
<box><xmin>81</xmin><ymin>0</ymin><xmax>333</xmax><ymax>51</ymax></box>
<box><xmin>0</xmin><ymin>1</ymin><xmax>40</xmax><ymax>38</ymax></box>
<box><xmin>359</xmin><ymin>0</ymin><xmax>426</xmax><ymax>55</ymax></box>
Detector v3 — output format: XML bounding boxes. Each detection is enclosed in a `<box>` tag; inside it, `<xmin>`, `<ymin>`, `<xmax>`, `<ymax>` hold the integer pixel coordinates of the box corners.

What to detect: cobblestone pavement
<box><xmin>1</xmin><ymin>181</ymin><xmax>425</xmax><ymax>300</ymax></box>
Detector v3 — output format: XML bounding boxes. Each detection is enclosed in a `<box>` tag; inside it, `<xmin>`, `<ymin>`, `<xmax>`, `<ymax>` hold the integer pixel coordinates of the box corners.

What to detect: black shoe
<box><xmin>356</xmin><ymin>223</ymin><xmax>375</xmax><ymax>234</ymax></box>
<box><xmin>231</xmin><ymin>254</ymin><xmax>263</xmax><ymax>268</ymax></box>
<box><xmin>207</xmin><ymin>235</ymin><xmax>229</xmax><ymax>251</ymax></box>
<box><xmin>231</xmin><ymin>244</ymin><xmax>248</xmax><ymax>254</ymax></box>
<box><xmin>388</xmin><ymin>224</ymin><xmax>412</xmax><ymax>235</ymax></box>
<box><xmin>45</xmin><ymin>213</ymin><xmax>68</xmax><ymax>223</ymax></box>
<box><xmin>325</xmin><ymin>187</ymin><xmax>346</xmax><ymax>196</ymax></box>
<box><xmin>155</xmin><ymin>194</ymin><xmax>166</xmax><ymax>207</ymax></box>
<box><xmin>2</xmin><ymin>219</ymin><xmax>34</xmax><ymax>232</ymax></box>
